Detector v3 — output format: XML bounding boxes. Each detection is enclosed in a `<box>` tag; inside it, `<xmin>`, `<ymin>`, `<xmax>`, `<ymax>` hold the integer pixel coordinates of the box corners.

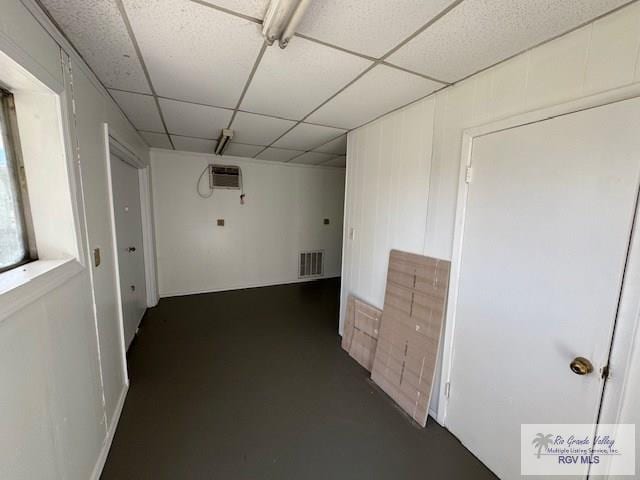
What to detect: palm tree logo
<box><xmin>532</xmin><ymin>433</ymin><xmax>554</xmax><ymax>459</ymax></box>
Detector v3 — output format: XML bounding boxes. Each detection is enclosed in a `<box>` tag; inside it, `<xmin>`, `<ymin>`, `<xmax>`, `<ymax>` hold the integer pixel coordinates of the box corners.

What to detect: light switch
<box><xmin>217</xmin><ymin>219</ymin><xmax>225</xmax><ymax>226</ymax></box>
<box><xmin>323</xmin><ymin>218</ymin><xmax>330</xmax><ymax>225</ymax></box>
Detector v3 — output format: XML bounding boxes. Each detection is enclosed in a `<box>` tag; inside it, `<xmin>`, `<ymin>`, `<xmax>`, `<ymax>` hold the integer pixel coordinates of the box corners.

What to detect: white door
<box><xmin>446</xmin><ymin>98</ymin><xmax>640</xmax><ymax>479</ymax></box>
<box><xmin>110</xmin><ymin>154</ymin><xmax>147</xmax><ymax>349</ymax></box>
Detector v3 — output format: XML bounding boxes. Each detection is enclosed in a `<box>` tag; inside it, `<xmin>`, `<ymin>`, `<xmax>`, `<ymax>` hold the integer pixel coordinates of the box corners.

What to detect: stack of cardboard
<box><xmin>341</xmin><ymin>295</ymin><xmax>382</xmax><ymax>371</ymax></box>
<box><xmin>370</xmin><ymin>250</ymin><xmax>451</xmax><ymax>427</ymax></box>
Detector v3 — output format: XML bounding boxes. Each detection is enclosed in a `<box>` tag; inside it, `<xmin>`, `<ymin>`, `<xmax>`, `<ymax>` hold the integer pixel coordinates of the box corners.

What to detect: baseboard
<box><xmin>159</xmin><ymin>275</ymin><xmax>341</xmax><ymax>298</ymax></box>
<box><xmin>90</xmin><ymin>384</ymin><xmax>129</xmax><ymax>480</ymax></box>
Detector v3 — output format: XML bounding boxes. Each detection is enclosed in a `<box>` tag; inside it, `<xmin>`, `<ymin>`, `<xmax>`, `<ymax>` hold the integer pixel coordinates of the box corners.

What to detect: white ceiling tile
<box><xmin>140</xmin><ymin>131</ymin><xmax>173</xmax><ymax>149</ymax></box>
<box><xmin>296</xmin><ymin>0</ymin><xmax>456</xmax><ymax>58</ymax></box>
<box><xmin>171</xmin><ymin>136</ymin><xmax>217</xmax><ymax>154</ymax></box>
<box><xmin>223</xmin><ymin>143</ymin><xmax>264</xmax><ymax>158</ymax></box>
<box><xmin>159</xmin><ymin>98</ymin><xmax>233</xmax><ymax>139</ymax></box>
<box><xmin>40</xmin><ymin>0</ymin><xmax>150</xmax><ymax>93</ymax></box>
<box><xmin>109</xmin><ymin>90</ymin><xmax>164</xmax><ymax>131</ymax></box>
<box><xmin>314</xmin><ymin>134</ymin><xmax>347</xmax><ymax>155</ymax></box>
<box><xmin>230</xmin><ymin>111</ymin><xmax>296</xmax><ymax>145</ymax></box>
<box><xmin>386</xmin><ymin>0</ymin><xmax>629</xmax><ymax>82</ymax></box>
<box><xmin>241</xmin><ymin>36</ymin><xmax>372</xmax><ymax>119</ymax></box>
<box><xmin>307</xmin><ymin>65</ymin><xmax>443</xmax><ymax>129</ymax></box>
<box><xmin>289</xmin><ymin>151</ymin><xmax>335</xmax><ymax>165</ymax></box>
<box><xmin>255</xmin><ymin>147</ymin><xmax>305</xmax><ymax>162</ymax></box>
<box><xmin>198</xmin><ymin>0</ymin><xmax>269</xmax><ymax>19</ymax></box>
<box><xmin>123</xmin><ymin>0</ymin><xmax>264</xmax><ymax>107</ymax></box>
<box><xmin>272</xmin><ymin>123</ymin><xmax>346</xmax><ymax>151</ymax></box>
<box><xmin>324</xmin><ymin>156</ymin><xmax>347</xmax><ymax>168</ymax></box>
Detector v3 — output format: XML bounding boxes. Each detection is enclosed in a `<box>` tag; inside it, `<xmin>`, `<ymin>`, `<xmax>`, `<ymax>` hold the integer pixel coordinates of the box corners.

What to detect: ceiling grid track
<box><xmin>32</xmin><ymin>0</ymin><xmax>144</xmax><ymax>141</ymax></box>
<box><xmin>36</xmin><ymin>0</ymin><xmax>637</xmax><ymax>163</ymax></box>
<box><xmin>227</xmin><ymin>42</ymin><xmax>269</xmax><ymax>128</ymax></box>
<box><xmin>189</xmin><ymin>0</ymin><xmax>263</xmax><ymax>24</ymax></box>
<box><xmin>281</xmin><ymin>132</ymin><xmax>348</xmax><ymax>163</ymax></box>
<box><xmin>107</xmin><ymin>88</ymin><xmax>346</xmax><ymax>129</ymax></box>
<box><xmin>115</xmin><ymin>0</ymin><xmax>176</xmax><ymax>150</ymax></box>
<box><xmin>188</xmin><ymin>0</ymin><xmax>452</xmax><ymax>83</ymax></box>
<box><xmin>250</xmin><ymin>0</ymin><xmax>467</xmax><ymax>163</ymax></box>
<box><xmin>445</xmin><ymin>0</ymin><xmax>639</xmax><ymax>87</ymax></box>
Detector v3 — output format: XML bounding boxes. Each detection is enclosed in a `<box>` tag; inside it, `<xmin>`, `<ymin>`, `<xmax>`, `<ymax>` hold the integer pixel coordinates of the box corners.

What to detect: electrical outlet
<box><xmin>323</xmin><ymin>218</ymin><xmax>330</xmax><ymax>225</ymax></box>
<box><xmin>217</xmin><ymin>219</ymin><xmax>225</xmax><ymax>226</ymax></box>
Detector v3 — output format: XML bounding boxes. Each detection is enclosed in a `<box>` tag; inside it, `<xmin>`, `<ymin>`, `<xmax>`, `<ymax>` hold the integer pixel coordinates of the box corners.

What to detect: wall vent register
<box><xmin>299</xmin><ymin>250</ymin><xmax>323</xmax><ymax>278</ymax></box>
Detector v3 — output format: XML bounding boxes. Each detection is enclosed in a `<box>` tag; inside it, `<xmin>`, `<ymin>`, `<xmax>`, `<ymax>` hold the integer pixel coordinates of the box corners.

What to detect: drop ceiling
<box><xmin>39</xmin><ymin>0</ymin><xmax>630</xmax><ymax>167</ymax></box>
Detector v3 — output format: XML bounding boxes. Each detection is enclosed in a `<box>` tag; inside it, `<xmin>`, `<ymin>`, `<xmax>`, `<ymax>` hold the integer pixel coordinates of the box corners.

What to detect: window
<box><xmin>0</xmin><ymin>89</ymin><xmax>36</xmax><ymax>272</ymax></box>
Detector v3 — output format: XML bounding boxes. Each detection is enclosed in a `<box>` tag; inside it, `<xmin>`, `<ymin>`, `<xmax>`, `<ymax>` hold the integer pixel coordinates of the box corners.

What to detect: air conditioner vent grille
<box><xmin>210</xmin><ymin>165</ymin><xmax>240</xmax><ymax>189</ymax></box>
<box><xmin>299</xmin><ymin>250</ymin><xmax>323</xmax><ymax>278</ymax></box>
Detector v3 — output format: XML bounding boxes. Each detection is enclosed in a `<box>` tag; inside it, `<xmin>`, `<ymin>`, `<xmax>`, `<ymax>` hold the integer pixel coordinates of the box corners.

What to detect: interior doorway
<box><xmin>110</xmin><ymin>151</ymin><xmax>147</xmax><ymax>349</ymax></box>
<box><xmin>442</xmin><ymin>97</ymin><xmax>640</xmax><ymax>479</ymax></box>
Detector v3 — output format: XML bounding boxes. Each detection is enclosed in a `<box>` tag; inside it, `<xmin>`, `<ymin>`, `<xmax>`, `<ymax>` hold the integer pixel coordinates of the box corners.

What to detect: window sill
<box><xmin>0</xmin><ymin>258</ymin><xmax>84</xmax><ymax>321</ymax></box>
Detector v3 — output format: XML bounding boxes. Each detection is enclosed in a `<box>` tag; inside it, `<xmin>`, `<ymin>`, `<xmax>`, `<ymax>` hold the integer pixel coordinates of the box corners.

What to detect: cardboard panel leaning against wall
<box><xmin>151</xmin><ymin>149</ymin><xmax>346</xmax><ymax>297</ymax></box>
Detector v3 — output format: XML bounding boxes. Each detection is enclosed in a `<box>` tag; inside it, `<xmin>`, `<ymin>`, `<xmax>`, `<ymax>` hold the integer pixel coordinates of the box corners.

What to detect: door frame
<box><xmin>103</xmin><ymin>124</ymin><xmax>158</xmax><ymax>358</ymax></box>
<box><xmin>437</xmin><ymin>83</ymin><xmax>640</xmax><ymax>460</ymax></box>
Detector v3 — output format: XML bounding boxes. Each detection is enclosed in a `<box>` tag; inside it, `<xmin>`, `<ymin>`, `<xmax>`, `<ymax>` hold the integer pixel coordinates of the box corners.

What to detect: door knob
<box><xmin>127</xmin><ymin>247</ymin><xmax>136</xmax><ymax>252</ymax></box>
<box><xmin>570</xmin><ymin>357</ymin><xmax>593</xmax><ymax>375</ymax></box>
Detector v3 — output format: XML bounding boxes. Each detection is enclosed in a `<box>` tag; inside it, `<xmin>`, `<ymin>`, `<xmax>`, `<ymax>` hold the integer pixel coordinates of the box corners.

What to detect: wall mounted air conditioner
<box><xmin>210</xmin><ymin>165</ymin><xmax>241</xmax><ymax>189</ymax></box>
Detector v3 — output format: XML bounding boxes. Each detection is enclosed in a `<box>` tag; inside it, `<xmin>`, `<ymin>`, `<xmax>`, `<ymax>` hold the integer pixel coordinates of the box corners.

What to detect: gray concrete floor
<box><xmin>102</xmin><ymin>278</ymin><xmax>496</xmax><ymax>479</ymax></box>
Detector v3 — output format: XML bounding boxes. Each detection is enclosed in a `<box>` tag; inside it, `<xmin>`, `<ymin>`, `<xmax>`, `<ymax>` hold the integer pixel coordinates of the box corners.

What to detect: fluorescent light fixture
<box><xmin>262</xmin><ymin>0</ymin><xmax>311</xmax><ymax>49</ymax></box>
<box><xmin>214</xmin><ymin>128</ymin><xmax>233</xmax><ymax>155</ymax></box>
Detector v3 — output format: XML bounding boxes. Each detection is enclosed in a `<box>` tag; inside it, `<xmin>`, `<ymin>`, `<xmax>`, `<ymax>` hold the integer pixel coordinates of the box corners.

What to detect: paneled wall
<box><xmin>0</xmin><ymin>1</ymin><xmax>150</xmax><ymax>478</ymax></box>
<box><xmin>152</xmin><ymin>150</ymin><xmax>345</xmax><ymax>296</ymax></box>
<box><xmin>341</xmin><ymin>2</ymin><xmax>640</xmax><ymax>413</ymax></box>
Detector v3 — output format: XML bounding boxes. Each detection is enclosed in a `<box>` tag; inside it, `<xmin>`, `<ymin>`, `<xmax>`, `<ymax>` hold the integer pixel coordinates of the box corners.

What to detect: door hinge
<box><xmin>465</xmin><ymin>166</ymin><xmax>473</xmax><ymax>183</ymax></box>
<box><xmin>444</xmin><ymin>381</ymin><xmax>451</xmax><ymax>398</ymax></box>
<box><xmin>600</xmin><ymin>364</ymin><xmax>610</xmax><ymax>380</ymax></box>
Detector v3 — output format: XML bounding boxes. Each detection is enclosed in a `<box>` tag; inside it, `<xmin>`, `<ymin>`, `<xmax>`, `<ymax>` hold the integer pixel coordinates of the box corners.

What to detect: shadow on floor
<box><xmin>102</xmin><ymin>278</ymin><xmax>496</xmax><ymax>479</ymax></box>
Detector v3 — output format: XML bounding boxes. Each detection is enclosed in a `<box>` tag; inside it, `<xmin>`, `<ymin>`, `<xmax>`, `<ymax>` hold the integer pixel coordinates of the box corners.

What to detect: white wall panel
<box><xmin>0</xmin><ymin>303</ymin><xmax>60</xmax><ymax>480</ymax></box>
<box><xmin>340</xmin><ymin>97</ymin><xmax>435</xmax><ymax>325</ymax></box>
<box><xmin>152</xmin><ymin>151</ymin><xmax>345</xmax><ymax>296</ymax></box>
<box><xmin>40</xmin><ymin>274</ymin><xmax>105</xmax><ymax>480</ymax></box>
<box><xmin>1</xmin><ymin>2</ymin><xmax>150</xmax><ymax>479</ymax></box>
<box><xmin>0</xmin><ymin>0</ymin><xmax>63</xmax><ymax>87</ymax></box>
<box><xmin>341</xmin><ymin>1</ymin><xmax>640</xmax><ymax>415</ymax></box>
<box><xmin>72</xmin><ymin>66</ymin><xmax>127</xmax><ymax>423</ymax></box>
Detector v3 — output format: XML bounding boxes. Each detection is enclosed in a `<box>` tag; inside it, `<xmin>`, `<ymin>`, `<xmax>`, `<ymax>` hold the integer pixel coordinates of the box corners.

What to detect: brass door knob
<box><xmin>570</xmin><ymin>357</ymin><xmax>593</xmax><ymax>375</ymax></box>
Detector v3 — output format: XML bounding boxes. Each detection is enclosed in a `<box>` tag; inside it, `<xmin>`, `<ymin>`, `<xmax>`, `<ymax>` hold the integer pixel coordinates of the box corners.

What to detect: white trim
<box><xmin>598</xmin><ymin>173</ymin><xmax>640</xmax><ymax>426</ymax></box>
<box><xmin>89</xmin><ymin>384</ymin><xmax>128</xmax><ymax>480</ymax></box>
<box><xmin>106</xmin><ymin>125</ymin><xmax>159</xmax><ymax>306</ymax></box>
<box><xmin>337</xmin><ymin>135</ymin><xmax>352</xmax><ymax>337</ymax></box>
<box><xmin>104</xmin><ymin>125</ymin><xmax>130</xmax><ymax>385</ymax></box>
<box><xmin>159</xmin><ymin>275</ymin><xmax>341</xmax><ymax>299</ymax></box>
<box><xmin>0</xmin><ymin>259</ymin><xmax>83</xmax><ymax>321</ymax></box>
<box><xmin>18</xmin><ymin>0</ymin><xmax>148</xmax><ymax>145</ymax></box>
<box><xmin>437</xmin><ymin>83</ymin><xmax>640</xmax><ymax>431</ymax></box>
<box><xmin>19</xmin><ymin>0</ymin><xmax>103</xmax><ymax>96</ymax></box>
<box><xmin>0</xmin><ymin>29</ymin><xmax>62</xmax><ymax>93</ymax></box>
<box><xmin>59</xmin><ymin>53</ymin><xmax>89</xmax><ymax>268</ymax></box>
<box><xmin>138</xmin><ymin>168</ymin><xmax>159</xmax><ymax>307</ymax></box>
<box><xmin>109</xmin><ymin>133</ymin><xmax>145</xmax><ymax>169</ymax></box>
